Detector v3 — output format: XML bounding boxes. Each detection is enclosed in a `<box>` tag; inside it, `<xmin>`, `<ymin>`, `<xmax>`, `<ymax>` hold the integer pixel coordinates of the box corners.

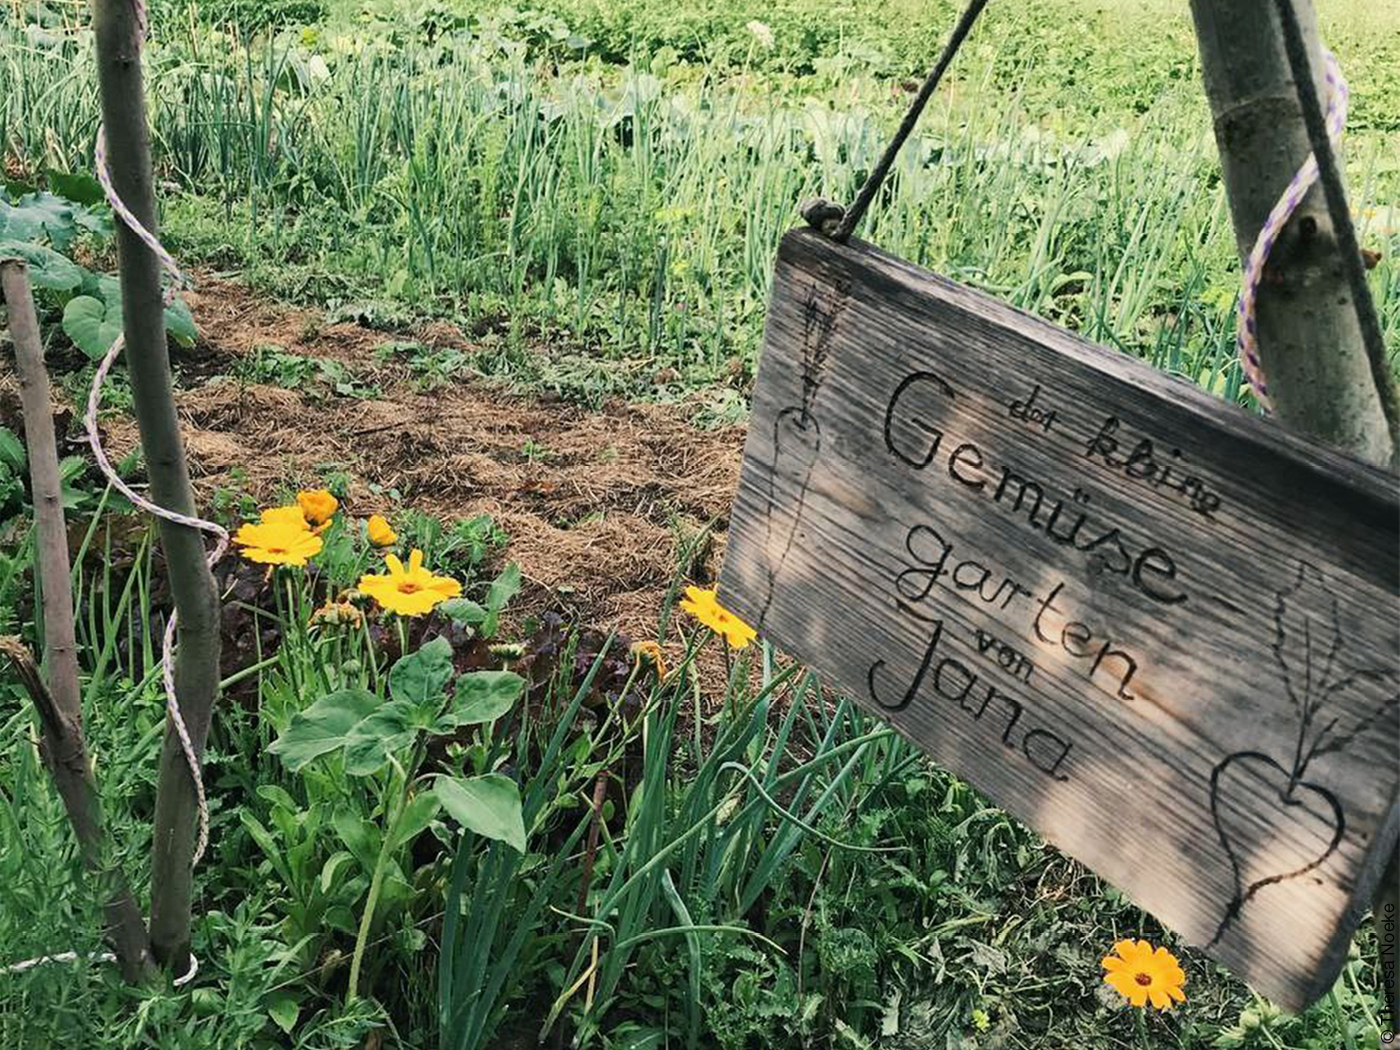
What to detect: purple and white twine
<box><xmin>86</xmin><ymin>0</ymin><xmax>224</xmax><ymax>873</ymax></box>
<box><xmin>1236</xmin><ymin>49</ymin><xmax>1348</xmax><ymax>411</ymax></box>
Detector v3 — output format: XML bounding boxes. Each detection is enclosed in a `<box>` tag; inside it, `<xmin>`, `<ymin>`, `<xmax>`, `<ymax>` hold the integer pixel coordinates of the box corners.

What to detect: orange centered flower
<box><xmin>357</xmin><ymin>548</ymin><xmax>462</xmax><ymax>616</ymax></box>
<box><xmin>678</xmin><ymin>586</ymin><xmax>756</xmax><ymax>649</ymax></box>
<box><xmin>234</xmin><ymin>519</ymin><xmax>323</xmax><ymax>566</ymax></box>
<box><xmin>366</xmin><ymin>514</ymin><xmax>398</xmax><ymax>547</ymax></box>
<box><xmin>1102</xmin><ymin>939</ymin><xmax>1186</xmax><ymax>1010</ymax></box>
<box><xmin>297</xmin><ymin>489</ymin><xmax>339</xmax><ymax>528</ymax></box>
<box><xmin>260</xmin><ymin>504</ymin><xmax>309</xmax><ymax>528</ymax></box>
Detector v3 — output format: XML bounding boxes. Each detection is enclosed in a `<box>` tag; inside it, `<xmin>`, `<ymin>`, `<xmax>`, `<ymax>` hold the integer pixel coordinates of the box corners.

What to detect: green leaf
<box><xmin>388</xmin><ymin>792</ymin><xmax>442</xmax><ymax>852</ymax></box>
<box><xmin>0</xmin><ymin>192</ymin><xmax>77</xmax><ymax>248</ymax></box>
<box><xmin>267</xmin><ymin>688</ymin><xmax>379</xmax><ymax>771</ymax></box>
<box><xmin>0</xmin><ymin>428</ymin><xmax>25</xmax><ymax>472</ymax></box>
<box><xmin>45</xmin><ymin>170</ymin><xmax>104</xmax><ymax>207</ymax></box>
<box><xmin>340</xmin><ymin>701</ymin><xmax>416</xmax><ymax>776</ymax></box>
<box><xmin>62</xmin><ymin>295</ymin><xmax>122</xmax><ymax>359</ymax></box>
<box><xmin>389</xmin><ymin>636</ymin><xmax>454</xmax><ymax>714</ymax></box>
<box><xmin>0</xmin><ymin>241</ymin><xmax>84</xmax><ymax>291</ymax></box>
<box><xmin>439</xmin><ymin>671</ymin><xmax>524</xmax><ymax>731</ymax></box>
<box><xmin>434</xmin><ymin>773</ymin><xmax>526</xmax><ymax>853</ymax></box>
<box><xmin>332</xmin><ymin>806</ymin><xmax>381</xmax><ymax>874</ymax></box>
<box><xmin>266</xmin><ymin>991</ymin><xmax>299</xmax><ymax>1035</ymax></box>
<box><xmin>239</xmin><ymin>811</ymin><xmax>295</xmax><ymax>888</ymax></box>
<box><xmin>482</xmin><ymin>562</ymin><xmax>521</xmax><ymax>638</ymax></box>
<box><xmin>438</xmin><ymin>598</ymin><xmax>486</xmax><ymax>628</ymax></box>
<box><xmin>164</xmin><ymin>294</ymin><xmax>197</xmax><ymax>346</ymax></box>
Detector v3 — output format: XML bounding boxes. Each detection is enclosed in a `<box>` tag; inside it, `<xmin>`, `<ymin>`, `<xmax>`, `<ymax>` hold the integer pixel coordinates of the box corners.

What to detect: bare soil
<box><xmin>95</xmin><ymin>277</ymin><xmax>747</xmax><ymax>642</ymax></box>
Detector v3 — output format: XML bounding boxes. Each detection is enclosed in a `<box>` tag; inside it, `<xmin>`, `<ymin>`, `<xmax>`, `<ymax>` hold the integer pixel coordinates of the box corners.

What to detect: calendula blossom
<box><xmin>366</xmin><ymin>514</ymin><xmax>397</xmax><ymax>547</ymax></box>
<box><xmin>678</xmin><ymin>586</ymin><xmax>756</xmax><ymax>649</ymax></box>
<box><xmin>234</xmin><ymin>519</ymin><xmax>323</xmax><ymax>566</ymax></box>
<box><xmin>1102</xmin><ymin>939</ymin><xmax>1186</xmax><ymax>1010</ymax></box>
<box><xmin>631</xmin><ymin>639</ymin><xmax>668</xmax><ymax>679</ymax></box>
<box><xmin>357</xmin><ymin>549</ymin><xmax>462</xmax><ymax>616</ymax></box>
<box><xmin>297</xmin><ymin>489</ymin><xmax>338</xmax><ymax>529</ymax></box>
<box><xmin>260</xmin><ymin>504</ymin><xmax>309</xmax><ymax>528</ymax></box>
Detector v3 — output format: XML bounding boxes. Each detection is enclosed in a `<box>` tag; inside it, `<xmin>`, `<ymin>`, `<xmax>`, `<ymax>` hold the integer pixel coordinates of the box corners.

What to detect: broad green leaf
<box><xmin>0</xmin><ymin>428</ymin><xmax>25</xmax><ymax>472</ymax></box>
<box><xmin>319</xmin><ymin>851</ymin><xmax>357</xmax><ymax>894</ymax></box>
<box><xmin>340</xmin><ymin>702</ymin><xmax>416</xmax><ymax>776</ymax></box>
<box><xmin>267</xmin><ymin>688</ymin><xmax>379</xmax><ymax>771</ymax></box>
<box><xmin>0</xmin><ymin>241</ymin><xmax>84</xmax><ymax>291</ymax></box>
<box><xmin>388</xmin><ymin>636</ymin><xmax>454</xmax><ymax>714</ymax></box>
<box><xmin>332</xmin><ymin>806</ymin><xmax>381</xmax><ymax>874</ymax></box>
<box><xmin>388</xmin><ymin>792</ymin><xmax>442</xmax><ymax>852</ymax></box>
<box><xmin>439</xmin><ymin>671</ymin><xmax>524</xmax><ymax>730</ymax></box>
<box><xmin>62</xmin><ymin>295</ymin><xmax>122</xmax><ymax>359</ymax></box>
<box><xmin>266</xmin><ymin>991</ymin><xmax>299</xmax><ymax>1035</ymax></box>
<box><xmin>64</xmin><ymin>274</ymin><xmax>196</xmax><ymax>352</ymax></box>
<box><xmin>45</xmin><ymin>170</ymin><xmax>105</xmax><ymax>207</ymax></box>
<box><xmin>434</xmin><ymin>773</ymin><xmax>525</xmax><ymax>853</ymax></box>
<box><xmin>438</xmin><ymin>598</ymin><xmax>487</xmax><ymax>628</ymax></box>
<box><xmin>482</xmin><ymin>562</ymin><xmax>521</xmax><ymax>637</ymax></box>
<box><xmin>164</xmin><ymin>294</ymin><xmax>197</xmax><ymax>346</ymax></box>
<box><xmin>0</xmin><ymin>192</ymin><xmax>77</xmax><ymax>248</ymax></box>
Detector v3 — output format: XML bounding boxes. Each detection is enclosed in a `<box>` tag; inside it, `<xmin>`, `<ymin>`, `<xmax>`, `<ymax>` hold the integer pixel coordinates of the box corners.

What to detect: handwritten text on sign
<box><xmin>719</xmin><ymin>229</ymin><xmax>1400</xmax><ymax>1012</ymax></box>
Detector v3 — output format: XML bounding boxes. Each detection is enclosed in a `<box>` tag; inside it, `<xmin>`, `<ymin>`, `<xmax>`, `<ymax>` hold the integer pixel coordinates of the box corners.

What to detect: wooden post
<box><xmin>90</xmin><ymin>0</ymin><xmax>222</xmax><ymax>975</ymax></box>
<box><xmin>1188</xmin><ymin>0</ymin><xmax>1398</xmax><ymax>1022</ymax></box>
<box><xmin>1</xmin><ymin>260</ymin><xmax>154</xmax><ymax>982</ymax></box>
<box><xmin>1188</xmin><ymin>0</ymin><xmax>1397</xmax><ymax>464</ymax></box>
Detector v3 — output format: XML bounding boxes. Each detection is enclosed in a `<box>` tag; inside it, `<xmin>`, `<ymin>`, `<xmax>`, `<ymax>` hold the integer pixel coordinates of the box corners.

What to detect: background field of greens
<box><xmin>4</xmin><ymin>0</ymin><xmax>1397</xmax><ymax>411</ymax></box>
<box><xmin>1</xmin><ymin>0</ymin><xmax>1397</xmax><ymax>1047</ymax></box>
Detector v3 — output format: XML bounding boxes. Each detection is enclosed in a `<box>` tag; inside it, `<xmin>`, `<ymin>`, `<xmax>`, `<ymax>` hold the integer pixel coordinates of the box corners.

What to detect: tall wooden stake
<box><xmin>2</xmin><ymin>261</ymin><xmax>154</xmax><ymax>982</ymax></box>
<box><xmin>91</xmin><ymin>0</ymin><xmax>222</xmax><ymax>975</ymax></box>
<box><xmin>1189</xmin><ymin>0</ymin><xmax>1397</xmax><ymax>464</ymax></box>
<box><xmin>1189</xmin><ymin>0</ymin><xmax>1399</xmax><ymax>1022</ymax></box>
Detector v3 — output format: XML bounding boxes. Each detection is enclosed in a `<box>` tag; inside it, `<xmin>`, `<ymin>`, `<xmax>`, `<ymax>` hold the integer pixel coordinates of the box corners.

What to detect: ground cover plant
<box><xmin>1</xmin><ymin>0</ymin><xmax>1398</xmax><ymax>1047</ymax></box>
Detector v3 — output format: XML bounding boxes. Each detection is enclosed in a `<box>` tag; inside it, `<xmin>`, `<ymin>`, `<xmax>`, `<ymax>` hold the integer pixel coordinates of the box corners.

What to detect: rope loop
<box><xmin>6</xmin><ymin>0</ymin><xmax>214</xmax><ymax>986</ymax></box>
<box><xmin>1235</xmin><ymin>49</ymin><xmax>1348</xmax><ymax>412</ymax></box>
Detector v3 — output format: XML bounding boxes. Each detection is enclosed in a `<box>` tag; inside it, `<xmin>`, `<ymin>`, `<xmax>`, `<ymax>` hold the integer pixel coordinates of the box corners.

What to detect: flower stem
<box><xmin>346</xmin><ymin>739</ymin><xmax>426</xmax><ymax>1002</ymax></box>
<box><xmin>1133</xmin><ymin>1008</ymin><xmax>1148</xmax><ymax>1049</ymax></box>
<box><xmin>1329</xmin><ymin>986</ymin><xmax>1357</xmax><ymax>1050</ymax></box>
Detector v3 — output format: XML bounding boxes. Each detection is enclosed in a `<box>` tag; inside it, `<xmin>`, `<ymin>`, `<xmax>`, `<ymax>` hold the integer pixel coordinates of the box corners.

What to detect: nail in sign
<box><xmin>719</xmin><ymin>229</ymin><xmax>1399</xmax><ymax>1011</ymax></box>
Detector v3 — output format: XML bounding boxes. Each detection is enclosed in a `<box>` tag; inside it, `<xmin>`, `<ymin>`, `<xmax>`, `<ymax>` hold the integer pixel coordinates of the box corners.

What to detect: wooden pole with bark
<box><xmin>1</xmin><ymin>260</ymin><xmax>154</xmax><ymax>982</ymax></box>
<box><xmin>1188</xmin><ymin>0</ymin><xmax>1399</xmax><ymax>1022</ymax></box>
<box><xmin>91</xmin><ymin>0</ymin><xmax>222</xmax><ymax>975</ymax></box>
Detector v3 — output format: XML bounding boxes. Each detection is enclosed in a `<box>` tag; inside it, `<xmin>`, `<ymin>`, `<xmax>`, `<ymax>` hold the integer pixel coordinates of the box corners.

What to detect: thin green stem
<box><xmin>347</xmin><ymin>734</ymin><xmax>428</xmax><ymax>1002</ymax></box>
<box><xmin>1329</xmin><ymin>985</ymin><xmax>1358</xmax><ymax>1050</ymax></box>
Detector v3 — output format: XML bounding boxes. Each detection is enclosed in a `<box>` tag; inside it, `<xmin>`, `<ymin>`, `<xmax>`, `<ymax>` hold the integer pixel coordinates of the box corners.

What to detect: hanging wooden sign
<box><xmin>719</xmin><ymin>228</ymin><xmax>1400</xmax><ymax>1011</ymax></box>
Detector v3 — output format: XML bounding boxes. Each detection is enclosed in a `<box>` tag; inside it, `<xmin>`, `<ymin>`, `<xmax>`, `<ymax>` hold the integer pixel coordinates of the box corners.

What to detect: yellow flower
<box><xmin>233</xmin><ymin>519</ymin><xmax>323</xmax><ymax>566</ymax></box>
<box><xmin>357</xmin><ymin>548</ymin><xmax>462</xmax><ymax>616</ymax></box>
<box><xmin>297</xmin><ymin>489</ymin><xmax>339</xmax><ymax>528</ymax></box>
<box><xmin>631</xmin><ymin>639</ymin><xmax>668</xmax><ymax>679</ymax></box>
<box><xmin>1102</xmin><ymin>939</ymin><xmax>1186</xmax><ymax>1010</ymax></box>
<box><xmin>366</xmin><ymin>514</ymin><xmax>398</xmax><ymax>547</ymax></box>
<box><xmin>678</xmin><ymin>586</ymin><xmax>756</xmax><ymax>649</ymax></box>
<box><xmin>260</xmin><ymin>504</ymin><xmax>308</xmax><ymax>528</ymax></box>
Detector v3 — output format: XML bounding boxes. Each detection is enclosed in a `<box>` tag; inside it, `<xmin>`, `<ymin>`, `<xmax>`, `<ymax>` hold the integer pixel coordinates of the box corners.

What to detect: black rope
<box><xmin>826</xmin><ymin>0</ymin><xmax>990</xmax><ymax>243</ymax></box>
<box><xmin>1273</xmin><ymin>0</ymin><xmax>1400</xmax><ymax>447</ymax></box>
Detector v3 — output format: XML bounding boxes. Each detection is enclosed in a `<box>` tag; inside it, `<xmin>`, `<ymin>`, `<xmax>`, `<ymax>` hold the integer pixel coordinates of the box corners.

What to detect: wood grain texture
<box><xmin>719</xmin><ymin>228</ymin><xmax>1400</xmax><ymax>1011</ymax></box>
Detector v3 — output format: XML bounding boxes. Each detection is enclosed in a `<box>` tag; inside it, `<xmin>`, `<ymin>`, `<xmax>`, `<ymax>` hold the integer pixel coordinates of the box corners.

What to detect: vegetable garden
<box><xmin>1</xmin><ymin>0</ymin><xmax>1397</xmax><ymax>1047</ymax></box>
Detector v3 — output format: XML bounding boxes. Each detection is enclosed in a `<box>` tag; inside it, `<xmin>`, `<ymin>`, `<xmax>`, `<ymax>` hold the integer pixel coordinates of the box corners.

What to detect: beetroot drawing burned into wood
<box><xmin>719</xmin><ymin>228</ymin><xmax>1400</xmax><ymax>1012</ymax></box>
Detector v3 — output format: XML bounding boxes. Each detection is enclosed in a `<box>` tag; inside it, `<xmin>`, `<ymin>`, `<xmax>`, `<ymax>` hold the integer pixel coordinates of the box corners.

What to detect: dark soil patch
<box><xmin>93</xmin><ymin>277</ymin><xmax>747</xmax><ymax>644</ymax></box>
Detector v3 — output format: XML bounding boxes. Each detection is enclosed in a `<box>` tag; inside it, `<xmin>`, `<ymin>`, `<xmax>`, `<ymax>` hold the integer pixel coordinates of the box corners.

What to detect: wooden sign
<box><xmin>719</xmin><ymin>228</ymin><xmax>1400</xmax><ymax>1011</ymax></box>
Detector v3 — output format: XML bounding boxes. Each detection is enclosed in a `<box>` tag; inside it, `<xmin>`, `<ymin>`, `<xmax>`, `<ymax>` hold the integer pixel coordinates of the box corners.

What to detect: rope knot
<box><xmin>800</xmin><ymin>197</ymin><xmax>847</xmax><ymax>238</ymax></box>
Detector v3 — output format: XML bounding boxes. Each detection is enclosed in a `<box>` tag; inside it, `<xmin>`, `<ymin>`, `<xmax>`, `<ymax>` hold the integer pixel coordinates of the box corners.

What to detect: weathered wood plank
<box><xmin>719</xmin><ymin>228</ymin><xmax>1400</xmax><ymax>1011</ymax></box>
